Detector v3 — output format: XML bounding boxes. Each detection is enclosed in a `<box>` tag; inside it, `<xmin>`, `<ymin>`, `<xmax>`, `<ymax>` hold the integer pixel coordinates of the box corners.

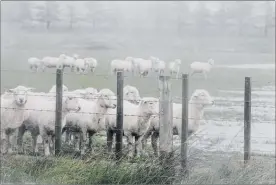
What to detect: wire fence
<box><xmin>1</xmin><ymin>68</ymin><xmax>275</xmax><ymax>177</ymax></box>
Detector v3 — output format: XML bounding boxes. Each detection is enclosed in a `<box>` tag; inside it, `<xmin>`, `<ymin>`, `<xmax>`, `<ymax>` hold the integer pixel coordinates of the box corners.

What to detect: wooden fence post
<box><xmin>55</xmin><ymin>69</ymin><xmax>63</xmax><ymax>156</ymax></box>
<box><xmin>158</xmin><ymin>76</ymin><xmax>174</xmax><ymax>176</ymax></box>
<box><xmin>115</xmin><ymin>71</ymin><xmax>124</xmax><ymax>161</ymax></box>
<box><xmin>181</xmin><ymin>74</ymin><xmax>189</xmax><ymax>176</ymax></box>
<box><xmin>244</xmin><ymin>77</ymin><xmax>251</xmax><ymax>164</ymax></box>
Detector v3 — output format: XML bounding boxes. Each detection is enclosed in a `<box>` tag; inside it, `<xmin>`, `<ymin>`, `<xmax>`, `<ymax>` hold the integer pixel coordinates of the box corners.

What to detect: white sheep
<box><xmin>84</xmin><ymin>57</ymin><xmax>98</xmax><ymax>73</ymax></box>
<box><xmin>105</xmin><ymin>97</ymin><xmax>159</xmax><ymax>157</ymax></box>
<box><xmin>123</xmin><ymin>85</ymin><xmax>141</xmax><ymax>104</ymax></box>
<box><xmin>110</xmin><ymin>59</ymin><xmax>134</xmax><ymax>75</ymax></box>
<box><xmin>190</xmin><ymin>58</ymin><xmax>214</xmax><ymax>79</ymax></box>
<box><xmin>129</xmin><ymin>58</ymin><xmax>153</xmax><ymax>77</ymax></box>
<box><xmin>41</xmin><ymin>54</ymin><xmax>67</xmax><ymax>70</ymax></box>
<box><xmin>141</xmin><ymin>89</ymin><xmax>214</xmax><ymax>156</ymax></box>
<box><xmin>169</xmin><ymin>59</ymin><xmax>182</xmax><ymax>78</ymax></box>
<box><xmin>73</xmin><ymin>59</ymin><xmax>89</xmax><ymax>74</ymax></box>
<box><xmin>62</xmin><ymin>93</ymin><xmax>116</xmax><ymax>155</ymax></box>
<box><xmin>84</xmin><ymin>87</ymin><xmax>98</xmax><ymax>100</ymax></box>
<box><xmin>28</xmin><ymin>57</ymin><xmax>44</xmax><ymax>72</ymax></box>
<box><xmin>19</xmin><ymin>93</ymin><xmax>81</xmax><ymax>156</ymax></box>
<box><xmin>63</xmin><ymin>54</ymin><xmax>79</xmax><ymax>71</ymax></box>
<box><xmin>0</xmin><ymin>86</ymin><xmax>35</xmax><ymax>154</ymax></box>
<box><xmin>152</xmin><ymin>59</ymin><xmax>166</xmax><ymax>75</ymax></box>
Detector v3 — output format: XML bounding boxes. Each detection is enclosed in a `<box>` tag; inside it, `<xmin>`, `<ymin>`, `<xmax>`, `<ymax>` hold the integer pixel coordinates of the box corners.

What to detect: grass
<box><xmin>1</xmin><ymin>149</ymin><xmax>275</xmax><ymax>184</ymax></box>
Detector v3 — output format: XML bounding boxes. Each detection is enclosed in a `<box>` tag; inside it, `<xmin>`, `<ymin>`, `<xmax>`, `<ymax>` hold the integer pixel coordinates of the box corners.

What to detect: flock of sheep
<box><xmin>1</xmin><ymin>82</ymin><xmax>214</xmax><ymax>157</ymax></box>
<box><xmin>28</xmin><ymin>54</ymin><xmax>215</xmax><ymax>79</ymax></box>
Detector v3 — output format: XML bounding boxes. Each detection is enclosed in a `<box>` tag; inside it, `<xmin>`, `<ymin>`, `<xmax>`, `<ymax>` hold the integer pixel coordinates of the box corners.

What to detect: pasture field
<box><xmin>1</xmin><ymin>27</ymin><xmax>275</xmax><ymax>184</ymax></box>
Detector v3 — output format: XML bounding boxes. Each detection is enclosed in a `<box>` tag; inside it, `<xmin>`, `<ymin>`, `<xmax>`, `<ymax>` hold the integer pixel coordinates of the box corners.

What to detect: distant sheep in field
<box><xmin>41</xmin><ymin>54</ymin><xmax>67</xmax><ymax>70</ymax></box>
<box><xmin>190</xmin><ymin>59</ymin><xmax>214</xmax><ymax>79</ymax></box>
<box><xmin>110</xmin><ymin>59</ymin><xmax>134</xmax><ymax>75</ymax></box>
<box><xmin>28</xmin><ymin>57</ymin><xmax>44</xmax><ymax>72</ymax></box>
<box><xmin>84</xmin><ymin>57</ymin><xmax>98</xmax><ymax>73</ymax></box>
<box><xmin>169</xmin><ymin>59</ymin><xmax>182</xmax><ymax>78</ymax></box>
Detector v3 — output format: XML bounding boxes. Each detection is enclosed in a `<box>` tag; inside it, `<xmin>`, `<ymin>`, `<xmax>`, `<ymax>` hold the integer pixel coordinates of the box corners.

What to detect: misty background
<box><xmin>1</xmin><ymin>1</ymin><xmax>275</xmax><ymax>92</ymax></box>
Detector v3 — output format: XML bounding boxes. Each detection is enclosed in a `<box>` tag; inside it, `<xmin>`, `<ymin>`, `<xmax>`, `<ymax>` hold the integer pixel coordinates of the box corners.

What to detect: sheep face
<box><xmin>139</xmin><ymin>98</ymin><xmax>159</xmax><ymax>115</ymax></box>
<box><xmin>98</xmin><ymin>94</ymin><xmax>116</xmax><ymax>109</ymax></box>
<box><xmin>64</xmin><ymin>96</ymin><xmax>81</xmax><ymax>112</ymax></box>
<box><xmin>191</xmin><ymin>89</ymin><xmax>214</xmax><ymax>107</ymax></box>
<box><xmin>8</xmin><ymin>87</ymin><xmax>35</xmax><ymax>106</ymax></box>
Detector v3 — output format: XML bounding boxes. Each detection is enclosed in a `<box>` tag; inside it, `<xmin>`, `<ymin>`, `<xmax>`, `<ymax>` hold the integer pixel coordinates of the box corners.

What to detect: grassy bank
<box><xmin>1</xmin><ymin>151</ymin><xmax>275</xmax><ymax>184</ymax></box>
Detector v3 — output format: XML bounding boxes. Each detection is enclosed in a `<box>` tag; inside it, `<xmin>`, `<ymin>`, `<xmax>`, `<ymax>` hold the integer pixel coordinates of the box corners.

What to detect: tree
<box><xmin>173</xmin><ymin>1</ymin><xmax>191</xmax><ymax>37</ymax></box>
<box><xmin>33</xmin><ymin>1</ymin><xmax>60</xmax><ymax>30</ymax></box>
<box><xmin>67</xmin><ymin>4</ymin><xmax>83</xmax><ymax>29</ymax></box>
<box><xmin>263</xmin><ymin>1</ymin><xmax>275</xmax><ymax>36</ymax></box>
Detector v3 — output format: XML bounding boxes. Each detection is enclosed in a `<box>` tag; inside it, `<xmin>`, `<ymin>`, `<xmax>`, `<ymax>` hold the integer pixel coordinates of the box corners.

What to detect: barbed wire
<box><xmin>1</xmin><ymin>92</ymin><xmax>275</xmax><ymax>108</ymax></box>
<box><xmin>1</xmin><ymin>68</ymin><xmax>275</xmax><ymax>83</ymax></box>
<box><xmin>1</xmin><ymin>106</ymin><xmax>275</xmax><ymax>125</ymax></box>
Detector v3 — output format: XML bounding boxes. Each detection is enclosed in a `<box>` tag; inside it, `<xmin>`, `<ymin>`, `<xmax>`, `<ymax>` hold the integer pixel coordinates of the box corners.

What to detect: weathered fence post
<box><xmin>159</xmin><ymin>76</ymin><xmax>174</xmax><ymax>176</ymax></box>
<box><xmin>181</xmin><ymin>74</ymin><xmax>189</xmax><ymax>176</ymax></box>
<box><xmin>115</xmin><ymin>71</ymin><xmax>124</xmax><ymax>161</ymax></box>
<box><xmin>244</xmin><ymin>77</ymin><xmax>251</xmax><ymax>164</ymax></box>
<box><xmin>55</xmin><ymin>69</ymin><xmax>63</xmax><ymax>156</ymax></box>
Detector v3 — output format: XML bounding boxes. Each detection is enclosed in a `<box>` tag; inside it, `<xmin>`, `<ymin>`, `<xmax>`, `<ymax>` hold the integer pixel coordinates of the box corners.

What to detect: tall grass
<box><xmin>1</xmin><ymin>152</ymin><xmax>275</xmax><ymax>184</ymax></box>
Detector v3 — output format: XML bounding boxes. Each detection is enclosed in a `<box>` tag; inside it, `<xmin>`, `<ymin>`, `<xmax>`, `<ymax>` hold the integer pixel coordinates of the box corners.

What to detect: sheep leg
<box><xmin>87</xmin><ymin>131</ymin><xmax>94</xmax><ymax>153</ymax></box>
<box><xmin>80</xmin><ymin>128</ymin><xmax>87</xmax><ymax>155</ymax></box>
<box><xmin>73</xmin><ymin>133</ymin><xmax>80</xmax><ymax>152</ymax></box>
<box><xmin>107</xmin><ymin>129</ymin><xmax>114</xmax><ymax>153</ymax></box>
<box><xmin>17</xmin><ymin>125</ymin><xmax>25</xmax><ymax>154</ymax></box>
<box><xmin>125</xmin><ymin>134</ymin><xmax>134</xmax><ymax>158</ymax></box>
<box><xmin>42</xmin><ymin>133</ymin><xmax>50</xmax><ymax>156</ymax></box>
<box><xmin>31</xmin><ymin>134</ymin><xmax>39</xmax><ymax>155</ymax></box>
<box><xmin>151</xmin><ymin>132</ymin><xmax>159</xmax><ymax>157</ymax></box>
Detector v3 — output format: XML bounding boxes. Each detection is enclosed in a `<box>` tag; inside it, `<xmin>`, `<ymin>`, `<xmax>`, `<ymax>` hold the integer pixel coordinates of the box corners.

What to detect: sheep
<box><xmin>62</xmin><ymin>92</ymin><xmax>117</xmax><ymax>155</ymax></box>
<box><xmin>48</xmin><ymin>84</ymin><xmax>69</xmax><ymax>95</ymax></box>
<box><xmin>190</xmin><ymin>59</ymin><xmax>215</xmax><ymax>79</ymax></box>
<box><xmin>123</xmin><ymin>85</ymin><xmax>141</xmax><ymax>104</ymax></box>
<box><xmin>169</xmin><ymin>59</ymin><xmax>182</xmax><ymax>78</ymax></box>
<box><xmin>151</xmin><ymin>59</ymin><xmax>166</xmax><ymax>75</ymax></box>
<box><xmin>74</xmin><ymin>59</ymin><xmax>89</xmax><ymax>74</ymax></box>
<box><xmin>41</xmin><ymin>54</ymin><xmax>67</xmax><ymax>70</ymax></box>
<box><xmin>28</xmin><ymin>57</ymin><xmax>44</xmax><ymax>72</ymax></box>
<box><xmin>128</xmin><ymin>58</ymin><xmax>153</xmax><ymax>77</ymax></box>
<box><xmin>105</xmin><ymin>97</ymin><xmax>159</xmax><ymax>157</ymax></box>
<box><xmin>0</xmin><ymin>86</ymin><xmax>35</xmax><ymax>154</ymax></box>
<box><xmin>84</xmin><ymin>87</ymin><xmax>98</xmax><ymax>100</ymax></box>
<box><xmin>63</xmin><ymin>54</ymin><xmax>79</xmax><ymax>71</ymax></box>
<box><xmin>110</xmin><ymin>59</ymin><xmax>134</xmax><ymax>75</ymax></box>
<box><xmin>18</xmin><ymin>93</ymin><xmax>81</xmax><ymax>156</ymax></box>
<box><xmin>84</xmin><ymin>57</ymin><xmax>98</xmax><ymax>73</ymax></box>
<box><xmin>141</xmin><ymin>89</ymin><xmax>214</xmax><ymax>156</ymax></box>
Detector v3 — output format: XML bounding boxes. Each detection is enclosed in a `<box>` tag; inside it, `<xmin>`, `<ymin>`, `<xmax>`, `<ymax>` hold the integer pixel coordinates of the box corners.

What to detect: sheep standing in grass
<box><xmin>19</xmin><ymin>93</ymin><xmax>81</xmax><ymax>156</ymax></box>
<box><xmin>48</xmin><ymin>84</ymin><xmax>69</xmax><ymax>98</ymax></box>
<box><xmin>190</xmin><ymin>59</ymin><xmax>214</xmax><ymax>79</ymax></box>
<box><xmin>41</xmin><ymin>54</ymin><xmax>67</xmax><ymax>70</ymax></box>
<box><xmin>141</xmin><ymin>89</ymin><xmax>214</xmax><ymax>156</ymax></box>
<box><xmin>123</xmin><ymin>85</ymin><xmax>141</xmax><ymax>105</ymax></box>
<box><xmin>73</xmin><ymin>59</ymin><xmax>90</xmax><ymax>74</ymax></box>
<box><xmin>63</xmin><ymin>54</ymin><xmax>79</xmax><ymax>71</ymax></box>
<box><xmin>105</xmin><ymin>97</ymin><xmax>159</xmax><ymax>157</ymax></box>
<box><xmin>28</xmin><ymin>57</ymin><xmax>44</xmax><ymax>72</ymax></box>
<box><xmin>110</xmin><ymin>59</ymin><xmax>134</xmax><ymax>75</ymax></box>
<box><xmin>149</xmin><ymin>56</ymin><xmax>165</xmax><ymax>75</ymax></box>
<box><xmin>169</xmin><ymin>59</ymin><xmax>182</xmax><ymax>78</ymax></box>
<box><xmin>62</xmin><ymin>92</ymin><xmax>116</xmax><ymax>155</ymax></box>
<box><xmin>0</xmin><ymin>86</ymin><xmax>35</xmax><ymax>154</ymax></box>
<box><xmin>84</xmin><ymin>57</ymin><xmax>98</xmax><ymax>73</ymax></box>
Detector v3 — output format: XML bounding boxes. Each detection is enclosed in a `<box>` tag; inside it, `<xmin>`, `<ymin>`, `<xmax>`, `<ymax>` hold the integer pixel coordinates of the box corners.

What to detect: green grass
<box><xmin>1</xmin><ymin>150</ymin><xmax>275</xmax><ymax>184</ymax></box>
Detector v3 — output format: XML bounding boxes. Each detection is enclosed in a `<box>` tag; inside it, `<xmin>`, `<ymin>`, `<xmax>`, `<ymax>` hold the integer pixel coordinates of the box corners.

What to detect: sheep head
<box><xmin>139</xmin><ymin>97</ymin><xmax>159</xmax><ymax>116</ymax></box>
<box><xmin>8</xmin><ymin>86</ymin><xmax>35</xmax><ymax>106</ymax></box>
<box><xmin>63</xmin><ymin>95</ymin><xmax>81</xmax><ymax>112</ymax></box>
<box><xmin>97</xmin><ymin>94</ymin><xmax>116</xmax><ymax>109</ymax></box>
<box><xmin>190</xmin><ymin>89</ymin><xmax>214</xmax><ymax>108</ymax></box>
<box><xmin>123</xmin><ymin>85</ymin><xmax>141</xmax><ymax>105</ymax></box>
